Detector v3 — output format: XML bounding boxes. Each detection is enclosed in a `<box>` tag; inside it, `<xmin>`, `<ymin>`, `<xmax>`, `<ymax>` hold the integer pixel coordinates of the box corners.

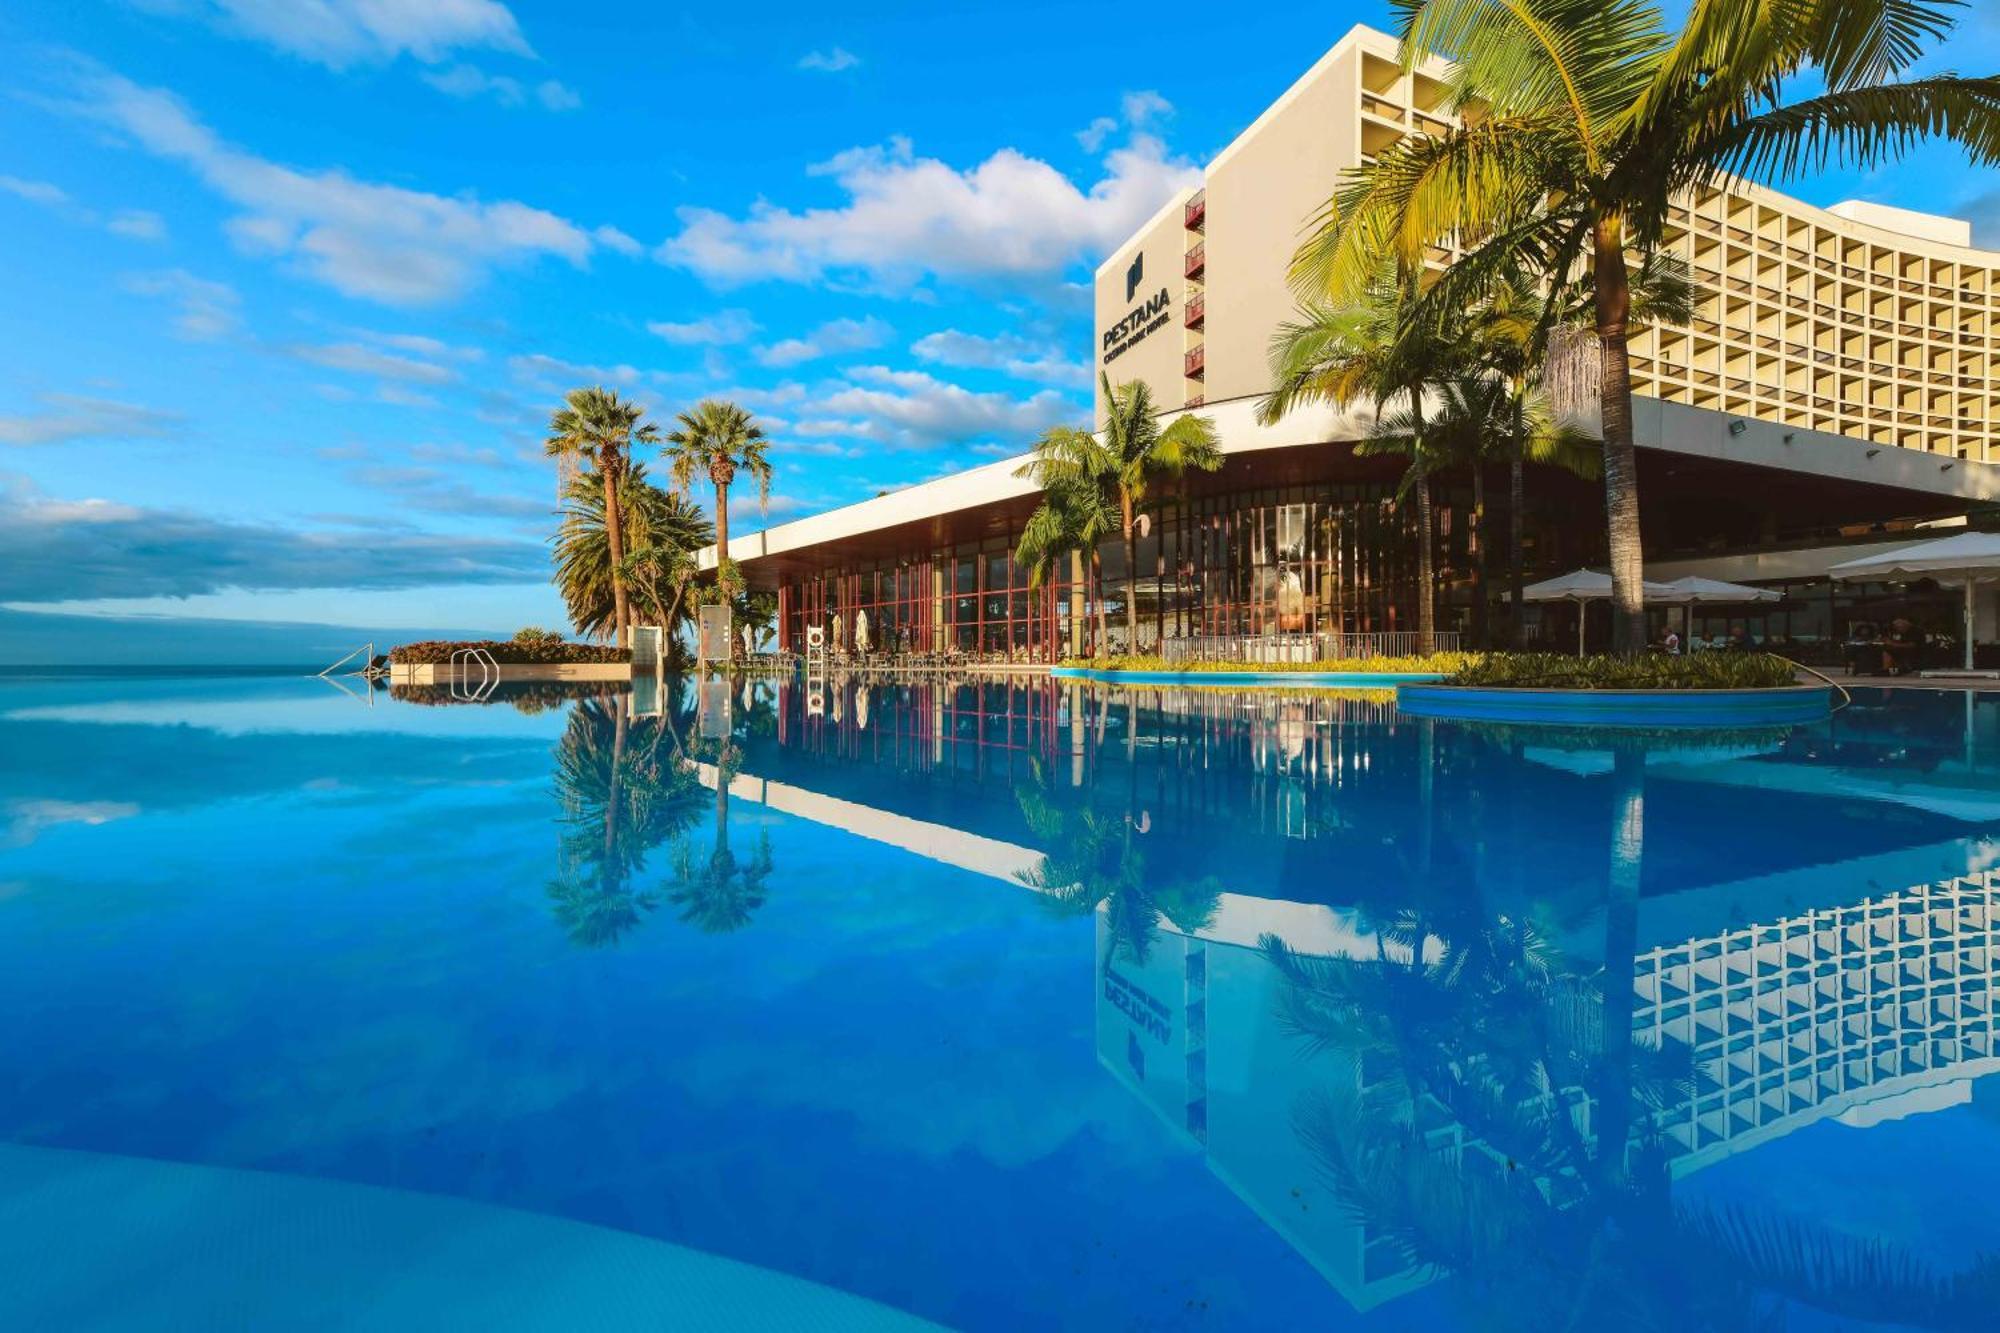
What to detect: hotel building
<box><xmin>713</xmin><ymin>25</ymin><xmax>2000</xmax><ymax>660</ymax></box>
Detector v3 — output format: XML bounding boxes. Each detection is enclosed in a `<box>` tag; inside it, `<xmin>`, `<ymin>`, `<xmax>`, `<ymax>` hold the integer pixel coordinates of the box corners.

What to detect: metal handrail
<box><xmin>448</xmin><ymin>647</ymin><xmax>499</xmax><ymax>702</ymax></box>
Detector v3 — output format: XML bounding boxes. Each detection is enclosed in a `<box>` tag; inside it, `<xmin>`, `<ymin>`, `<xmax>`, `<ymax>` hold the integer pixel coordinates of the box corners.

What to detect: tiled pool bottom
<box><xmin>5</xmin><ymin>671</ymin><xmax>2000</xmax><ymax>1329</ymax></box>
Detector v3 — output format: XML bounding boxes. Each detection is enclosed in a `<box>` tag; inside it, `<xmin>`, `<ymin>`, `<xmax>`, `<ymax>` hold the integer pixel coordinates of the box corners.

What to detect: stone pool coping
<box><xmin>1394</xmin><ymin>682</ymin><xmax>1835</xmax><ymax>727</ymax></box>
<box><xmin>1050</xmin><ymin>666</ymin><xmax>1445</xmax><ymax>688</ymax></box>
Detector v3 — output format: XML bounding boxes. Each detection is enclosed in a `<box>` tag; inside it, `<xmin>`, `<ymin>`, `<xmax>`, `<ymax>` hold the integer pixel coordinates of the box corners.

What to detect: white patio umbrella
<box><xmin>1521</xmin><ymin>568</ymin><xmax>1675</xmax><ymax>655</ymax></box>
<box><xmin>1829</xmin><ymin>530</ymin><xmax>2000</xmax><ymax>672</ymax></box>
<box><xmin>854</xmin><ymin>607</ymin><xmax>872</xmax><ymax>655</ymax></box>
<box><xmin>1656</xmin><ymin>576</ymin><xmax>1781</xmax><ymax>650</ymax></box>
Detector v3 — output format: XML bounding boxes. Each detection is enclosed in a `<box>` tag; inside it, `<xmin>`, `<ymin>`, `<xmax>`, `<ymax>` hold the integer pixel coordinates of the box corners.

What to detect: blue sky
<box><xmin>2</xmin><ymin>0</ymin><xmax>1998</xmax><ymax>659</ymax></box>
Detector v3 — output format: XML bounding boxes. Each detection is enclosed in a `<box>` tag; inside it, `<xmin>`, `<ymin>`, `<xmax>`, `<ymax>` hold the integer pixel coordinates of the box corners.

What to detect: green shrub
<box><xmin>512</xmin><ymin>626</ymin><xmax>565</xmax><ymax>651</ymax></box>
<box><xmin>1443</xmin><ymin>652</ymin><xmax>1798</xmax><ymax>690</ymax></box>
<box><xmin>1059</xmin><ymin>652</ymin><xmax>1481</xmax><ymax>675</ymax></box>
<box><xmin>388</xmin><ymin>638</ymin><xmax>630</xmax><ymax>666</ymax></box>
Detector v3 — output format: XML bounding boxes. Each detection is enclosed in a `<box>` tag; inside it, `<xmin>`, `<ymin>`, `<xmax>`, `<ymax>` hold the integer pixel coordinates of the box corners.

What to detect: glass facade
<box><xmin>779</xmin><ymin>477</ymin><xmax>1497</xmax><ymax>659</ymax></box>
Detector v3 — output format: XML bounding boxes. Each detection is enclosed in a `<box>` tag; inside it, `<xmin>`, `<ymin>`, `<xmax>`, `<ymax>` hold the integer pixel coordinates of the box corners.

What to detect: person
<box><xmin>1662</xmin><ymin>629</ymin><xmax>1682</xmax><ymax>655</ymax></box>
<box><xmin>1726</xmin><ymin>623</ymin><xmax>1757</xmax><ymax>652</ymax></box>
<box><xmin>1884</xmin><ymin>617</ymin><xmax>1920</xmax><ymax>675</ymax></box>
<box><xmin>1843</xmin><ymin>621</ymin><xmax>1879</xmax><ymax>676</ymax></box>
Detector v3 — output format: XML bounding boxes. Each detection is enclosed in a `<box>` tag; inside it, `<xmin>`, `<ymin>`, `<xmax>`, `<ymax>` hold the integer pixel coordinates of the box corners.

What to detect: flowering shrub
<box><xmin>388</xmin><ymin>638</ymin><xmax>630</xmax><ymax>665</ymax></box>
<box><xmin>1444</xmin><ymin>652</ymin><xmax>1797</xmax><ymax>689</ymax></box>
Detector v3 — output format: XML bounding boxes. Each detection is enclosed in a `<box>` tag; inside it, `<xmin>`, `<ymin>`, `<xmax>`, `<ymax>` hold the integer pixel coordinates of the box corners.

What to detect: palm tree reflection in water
<box><xmin>664</xmin><ymin>738</ymin><xmax>775</xmax><ymax>934</ymax></box>
<box><xmin>1015</xmin><ymin>755</ymin><xmax>1221</xmax><ymax>966</ymax></box>
<box><xmin>545</xmin><ymin>686</ymin><xmax>738</xmax><ymax>946</ymax></box>
<box><xmin>1255</xmin><ymin>727</ymin><xmax>2000</xmax><ymax>1329</ymax></box>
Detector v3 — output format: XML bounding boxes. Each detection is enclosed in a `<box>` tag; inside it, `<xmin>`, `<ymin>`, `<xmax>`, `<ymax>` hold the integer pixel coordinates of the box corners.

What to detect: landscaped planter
<box><xmin>1394</xmin><ymin>683</ymin><xmax>1834</xmax><ymax>727</ymax></box>
<box><xmin>1052</xmin><ymin>666</ymin><xmax>1446</xmax><ymax>688</ymax></box>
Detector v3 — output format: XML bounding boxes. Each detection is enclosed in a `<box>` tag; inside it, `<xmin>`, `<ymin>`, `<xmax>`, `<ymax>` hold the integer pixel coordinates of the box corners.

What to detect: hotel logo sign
<box><xmin>1104</xmin><ymin>251</ymin><xmax>1172</xmax><ymax>366</ymax></box>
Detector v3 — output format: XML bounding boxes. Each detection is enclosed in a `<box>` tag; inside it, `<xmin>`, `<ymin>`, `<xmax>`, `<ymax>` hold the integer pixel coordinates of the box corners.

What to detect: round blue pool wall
<box><xmin>1394</xmin><ymin>683</ymin><xmax>1835</xmax><ymax>727</ymax></box>
<box><xmin>1051</xmin><ymin>667</ymin><xmax>1445</xmax><ymax>688</ymax></box>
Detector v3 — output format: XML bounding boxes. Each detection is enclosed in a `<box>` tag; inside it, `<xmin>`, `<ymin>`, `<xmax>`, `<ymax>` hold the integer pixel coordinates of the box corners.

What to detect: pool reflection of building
<box><xmin>694</xmin><ymin>677</ymin><xmax>2000</xmax><ymax>1313</ymax></box>
<box><xmin>1095</xmin><ymin>862</ymin><xmax>2000</xmax><ymax>1312</ymax></box>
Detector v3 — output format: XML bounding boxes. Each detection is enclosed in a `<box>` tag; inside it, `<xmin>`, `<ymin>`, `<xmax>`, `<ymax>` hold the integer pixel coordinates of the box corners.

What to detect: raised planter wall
<box><xmin>390</xmin><ymin>662</ymin><xmax>633</xmax><ymax>686</ymax></box>
<box><xmin>1051</xmin><ymin>666</ymin><xmax>1445</xmax><ymax>688</ymax></box>
<box><xmin>1395</xmin><ymin>683</ymin><xmax>1834</xmax><ymax>727</ymax></box>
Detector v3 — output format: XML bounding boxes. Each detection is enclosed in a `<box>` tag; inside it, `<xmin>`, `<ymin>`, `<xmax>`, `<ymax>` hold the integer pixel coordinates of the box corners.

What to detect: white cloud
<box><xmin>535</xmin><ymin>79</ymin><xmax>582</xmax><ymax>111</ymax></box>
<box><xmin>0</xmin><ymin>175</ymin><xmax>166</xmax><ymax>241</ymax></box>
<box><xmin>796</xmin><ymin>365</ymin><xmax>1080</xmax><ymax>450</ymax></box>
<box><xmin>911</xmin><ymin>328</ymin><xmax>1089</xmax><ymax>387</ymax></box>
<box><xmin>506</xmin><ymin>352</ymin><xmax>646</xmax><ymax>388</ymax></box>
<box><xmin>120</xmin><ymin>268</ymin><xmax>241</xmax><ymax>340</ymax></box>
<box><xmin>345</xmin><ymin>327</ymin><xmax>484</xmax><ymax>362</ymax></box>
<box><xmin>1121</xmin><ymin>90</ymin><xmax>1172</xmax><ymax>127</ymax></box>
<box><xmin>286</xmin><ymin>340</ymin><xmax>457</xmax><ymax>383</ymax></box>
<box><xmin>106</xmin><ymin>208</ymin><xmax>167</xmax><ymax>240</ymax></box>
<box><xmin>69</xmin><ymin>68</ymin><xmax>614</xmax><ymax>304</ymax></box>
<box><xmin>421</xmin><ymin>62</ymin><xmax>580</xmax><ymax>111</ymax></box>
<box><xmin>155</xmin><ymin>0</ymin><xmax>533</xmax><ymax>70</ymax></box>
<box><xmin>0</xmin><ymin>394</ymin><xmax>183</xmax><ymax>446</ymax></box>
<box><xmin>657</xmin><ymin>133</ymin><xmax>1201</xmax><ymax>289</ymax></box>
<box><xmin>755</xmin><ymin>315</ymin><xmax>891</xmax><ymax>367</ymax></box>
<box><xmin>1075</xmin><ymin>117</ymin><xmax>1118</xmax><ymax>153</ymax></box>
<box><xmin>1079</xmin><ymin>91</ymin><xmax>1172</xmax><ymax>153</ymax></box>
<box><xmin>375</xmin><ymin>383</ymin><xmax>443</xmax><ymax>409</ymax></box>
<box><xmin>797</xmin><ymin>47</ymin><xmax>860</xmax><ymax>73</ymax></box>
<box><xmin>0</xmin><ymin>175</ymin><xmax>70</xmax><ymax>206</ymax></box>
<box><xmin>647</xmin><ymin>309</ymin><xmax>758</xmax><ymax>345</ymax></box>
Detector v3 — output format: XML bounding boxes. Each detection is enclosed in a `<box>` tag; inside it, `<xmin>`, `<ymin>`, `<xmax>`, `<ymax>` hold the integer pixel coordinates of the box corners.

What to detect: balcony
<box><xmin>1185</xmin><ymin>394</ymin><xmax>1205</xmax><ymax>408</ymax></box>
<box><xmin>1184</xmin><ymin>242</ymin><xmax>1205</xmax><ymax>280</ymax></box>
<box><xmin>1185</xmin><ymin>290</ymin><xmax>1204</xmax><ymax>329</ymax></box>
<box><xmin>1184</xmin><ymin>189</ymin><xmax>1205</xmax><ymax>231</ymax></box>
<box><xmin>1184</xmin><ymin>344</ymin><xmax>1206</xmax><ymax>380</ymax></box>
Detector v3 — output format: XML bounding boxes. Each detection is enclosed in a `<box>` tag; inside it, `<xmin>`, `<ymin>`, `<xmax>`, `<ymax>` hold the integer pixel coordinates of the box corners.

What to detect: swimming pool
<box><xmin>5</xmin><ymin>670</ymin><xmax>2000</xmax><ymax>1329</ymax></box>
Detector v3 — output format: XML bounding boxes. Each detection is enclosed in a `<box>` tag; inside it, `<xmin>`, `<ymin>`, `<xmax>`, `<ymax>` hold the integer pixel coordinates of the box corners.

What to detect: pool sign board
<box><xmin>697</xmin><ymin>605</ymin><xmax>732</xmax><ymax>664</ymax></box>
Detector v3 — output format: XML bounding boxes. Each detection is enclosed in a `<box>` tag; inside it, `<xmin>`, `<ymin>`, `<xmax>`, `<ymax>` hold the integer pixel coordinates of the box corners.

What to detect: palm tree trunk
<box><xmin>1594</xmin><ymin>218</ymin><xmax>1648</xmax><ymax>657</ymax></box>
<box><xmin>1471</xmin><ymin>462</ymin><xmax>1488</xmax><ymax>649</ymax></box>
<box><xmin>1120</xmin><ymin>488</ymin><xmax>1139</xmax><ymax>655</ymax></box>
<box><xmin>1410</xmin><ymin>391</ymin><xmax>1435</xmax><ymax>657</ymax></box>
<box><xmin>600</xmin><ymin>453</ymin><xmax>630</xmax><ymax>648</ymax></box>
<box><xmin>1093</xmin><ymin>548</ymin><xmax>1109</xmax><ymax>659</ymax></box>
<box><xmin>712</xmin><ymin>480</ymin><xmax>732</xmax><ymax>661</ymax></box>
<box><xmin>1509</xmin><ymin>402</ymin><xmax>1526</xmax><ymax>648</ymax></box>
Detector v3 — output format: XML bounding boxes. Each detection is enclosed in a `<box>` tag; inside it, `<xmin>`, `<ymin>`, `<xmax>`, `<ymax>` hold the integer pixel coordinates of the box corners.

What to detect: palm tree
<box><xmin>553</xmin><ymin>463</ymin><xmax>712</xmax><ymax>643</ymax></box>
<box><xmin>546</xmin><ymin>387</ymin><xmax>659</xmax><ymax>647</ymax></box>
<box><xmin>1293</xmin><ymin>0</ymin><xmax>2000</xmax><ymax>654</ymax></box>
<box><xmin>1017</xmin><ymin>376</ymin><xmax>1220</xmax><ymax>654</ymax></box>
<box><xmin>664</xmin><ymin>399</ymin><xmax>773</xmax><ymax>652</ymax></box>
<box><xmin>1015</xmin><ymin>473</ymin><xmax>1115</xmax><ymax>657</ymax></box>
<box><xmin>619</xmin><ymin>543</ymin><xmax>698</xmax><ymax>666</ymax></box>
<box><xmin>1261</xmin><ymin>268</ymin><xmax>1463</xmax><ymax>653</ymax></box>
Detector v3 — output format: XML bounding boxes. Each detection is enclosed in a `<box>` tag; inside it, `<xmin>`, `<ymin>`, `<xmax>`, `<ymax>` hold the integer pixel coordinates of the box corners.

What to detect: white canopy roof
<box><xmin>1657</xmin><ymin>575</ymin><xmax>1782</xmax><ymax>604</ymax></box>
<box><xmin>1520</xmin><ymin>568</ymin><xmax>1674</xmax><ymax>603</ymax></box>
<box><xmin>1828</xmin><ymin>530</ymin><xmax>2000</xmax><ymax>582</ymax></box>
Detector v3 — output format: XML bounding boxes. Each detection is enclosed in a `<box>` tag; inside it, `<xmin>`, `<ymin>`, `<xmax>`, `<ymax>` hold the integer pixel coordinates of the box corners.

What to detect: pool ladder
<box><xmin>449</xmin><ymin>647</ymin><xmax>500</xmax><ymax>702</ymax></box>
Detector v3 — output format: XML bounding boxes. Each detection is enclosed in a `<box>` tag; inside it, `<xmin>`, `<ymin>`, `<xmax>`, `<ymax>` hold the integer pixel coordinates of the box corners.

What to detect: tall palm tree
<box><xmin>1018</xmin><ymin>376</ymin><xmax>1221</xmax><ymax>654</ymax></box>
<box><xmin>1262</xmin><ymin>268</ymin><xmax>1463</xmax><ymax>653</ymax></box>
<box><xmin>546</xmin><ymin>387</ymin><xmax>659</xmax><ymax>647</ymax></box>
<box><xmin>1015</xmin><ymin>473</ymin><xmax>1115</xmax><ymax>657</ymax></box>
<box><xmin>552</xmin><ymin>463</ymin><xmax>713</xmax><ymax>643</ymax></box>
<box><xmin>1293</xmin><ymin>0</ymin><xmax>2000</xmax><ymax>654</ymax></box>
<box><xmin>664</xmin><ymin>399</ymin><xmax>773</xmax><ymax>652</ymax></box>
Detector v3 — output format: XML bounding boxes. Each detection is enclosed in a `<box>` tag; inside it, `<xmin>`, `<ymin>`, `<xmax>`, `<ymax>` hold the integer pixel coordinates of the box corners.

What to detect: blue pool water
<box><xmin>5</xmin><ymin>671</ymin><xmax>2000</xmax><ymax>1329</ymax></box>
